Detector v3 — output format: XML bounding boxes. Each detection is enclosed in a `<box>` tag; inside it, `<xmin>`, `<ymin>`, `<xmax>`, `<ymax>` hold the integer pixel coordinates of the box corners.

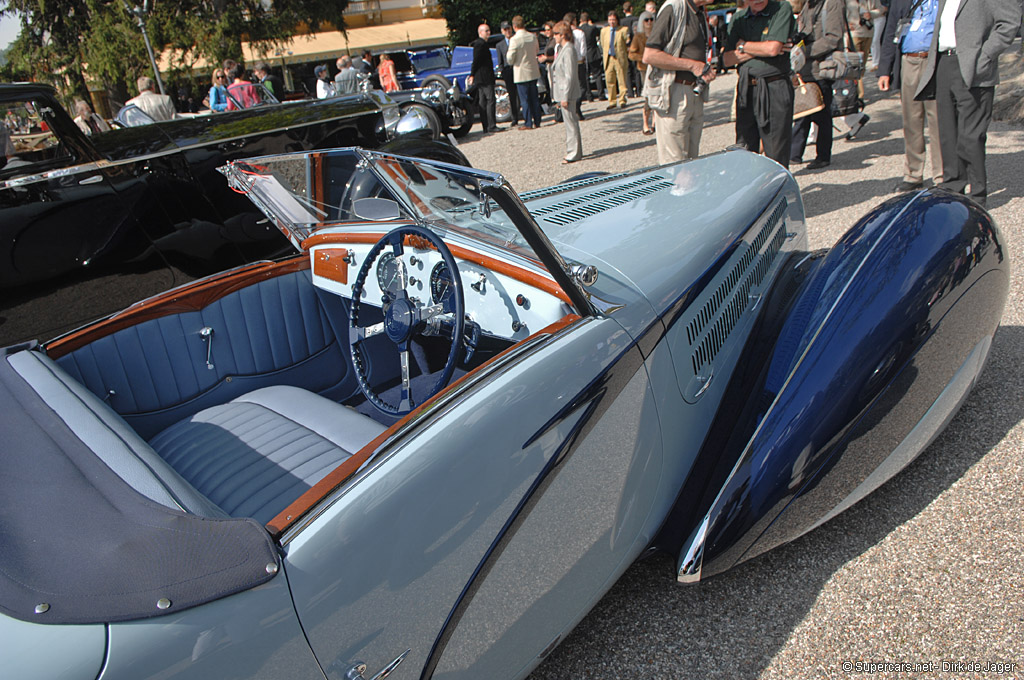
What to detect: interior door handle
<box><xmin>78</xmin><ymin>175</ymin><xmax>104</xmax><ymax>185</ymax></box>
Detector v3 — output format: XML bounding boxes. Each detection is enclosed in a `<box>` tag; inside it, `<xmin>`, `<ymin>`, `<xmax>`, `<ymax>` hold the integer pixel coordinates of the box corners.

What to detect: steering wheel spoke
<box><xmin>398</xmin><ymin>349</ymin><xmax>413</xmax><ymax>412</ymax></box>
<box><xmin>349</xmin><ymin>321</ymin><xmax>385</xmax><ymax>344</ymax></box>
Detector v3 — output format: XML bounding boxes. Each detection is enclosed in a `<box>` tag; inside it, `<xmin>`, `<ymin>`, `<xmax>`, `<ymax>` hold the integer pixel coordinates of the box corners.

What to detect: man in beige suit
<box><xmin>126</xmin><ymin>77</ymin><xmax>177</xmax><ymax>122</ymax></box>
<box><xmin>506</xmin><ymin>15</ymin><xmax>544</xmax><ymax>128</ymax></box>
<box><xmin>601</xmin><ymin>10</ymin><xmax>631</xmax><ymax>107</ymax></box>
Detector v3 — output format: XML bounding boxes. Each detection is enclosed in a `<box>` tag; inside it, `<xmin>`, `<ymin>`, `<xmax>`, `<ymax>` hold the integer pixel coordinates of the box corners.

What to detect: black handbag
<box><xmin>831</xmin><ymin>78</ymin><xmax>864</xmax><ymax>117</ymax></box>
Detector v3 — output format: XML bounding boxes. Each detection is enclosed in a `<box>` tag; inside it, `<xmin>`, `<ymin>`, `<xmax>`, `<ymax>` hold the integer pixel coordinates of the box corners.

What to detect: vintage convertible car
<box><xmin>0</xmin><ymin>148</ymin><xmax>1007</xmax><ymax>680</ymax></box>
<box><xmin>0</xmin><ymin>83</ymin><xmax>467</xmax><ymax>347</ymax></box>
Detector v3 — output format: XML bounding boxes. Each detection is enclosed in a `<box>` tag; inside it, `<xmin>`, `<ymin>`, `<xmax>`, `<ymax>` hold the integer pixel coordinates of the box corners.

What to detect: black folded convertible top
<box><xmin>0</xmin><ymin>356</ymin><xmax>279</xmax><ymax>625</ymax></box>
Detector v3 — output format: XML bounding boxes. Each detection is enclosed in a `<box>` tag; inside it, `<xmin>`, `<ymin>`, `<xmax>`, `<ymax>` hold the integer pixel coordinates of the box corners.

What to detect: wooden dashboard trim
<box><xmin>267</xmin><ymin>312</ymin><xmax>584</xmax><ymax>537</ymax></box>
<box><xmin>45</xmin><ymin>257</ymin><xmax>311</xmax><ymax>358</ymax></box>
<box><xmin>302</xmin><ymin>231</ymin><xmax>573</xmax><ymax>305</ymax></box>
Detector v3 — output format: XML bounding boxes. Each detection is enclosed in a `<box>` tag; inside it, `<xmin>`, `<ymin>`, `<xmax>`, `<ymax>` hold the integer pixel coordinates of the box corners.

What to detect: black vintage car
<box><xmin>0</xmin><ymin>83</ymin><xmax>468</xmax><ymax>346</ymax></box>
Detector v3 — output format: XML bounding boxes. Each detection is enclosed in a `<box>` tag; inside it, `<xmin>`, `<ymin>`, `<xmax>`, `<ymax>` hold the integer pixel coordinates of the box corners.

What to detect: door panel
<box><xmin>283</xmin><ymin>316</ymin><xmax>662</xmax><ymax>680</ymax></box>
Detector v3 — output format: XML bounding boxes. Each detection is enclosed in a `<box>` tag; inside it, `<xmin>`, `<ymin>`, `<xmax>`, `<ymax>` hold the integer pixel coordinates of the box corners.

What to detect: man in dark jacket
<box><xmin>468</xmin><ymin>23</ymin><xmax>501</xmax><ymax>133</ymax></box>
<box><xmin>913</xmin><ymin>0</ymin><xmax>1020</xmax><ymax>207</ymax></box>
<box><xmin>877</xmin><ymin>0</ymin><xmax>942</xmax><ymax>192</ymax></box>
<box><xmin>496</xmin><ymin>22</ymin><xmax>521</xmax><ymax>126</ymax></box>
<box><xmin>579</xmin><ymin>12</ymin><xmax>605</xmax><ymax>100</ymax></box>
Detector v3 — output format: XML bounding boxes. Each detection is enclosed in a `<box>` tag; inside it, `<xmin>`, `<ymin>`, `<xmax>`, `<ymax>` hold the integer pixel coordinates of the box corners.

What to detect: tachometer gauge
<box><xmin>376</xmin><ymin>253</ymin><xmax>407</xmax><ymax>297</ymax></box>
<box><xmin>430</xmin><ymin>261</ymin><xmax>457</xmax><ymax>304</ymax></box>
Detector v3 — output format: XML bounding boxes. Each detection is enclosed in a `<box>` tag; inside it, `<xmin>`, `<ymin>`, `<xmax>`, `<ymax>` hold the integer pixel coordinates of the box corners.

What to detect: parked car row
<box><xmin>0</xmin><ymin>82</ymin><xmax>467</xmax><ymax>346</ymax></box>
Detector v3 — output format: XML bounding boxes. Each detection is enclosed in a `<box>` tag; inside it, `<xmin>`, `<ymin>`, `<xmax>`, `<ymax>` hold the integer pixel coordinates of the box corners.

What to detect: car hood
<box><xmin>522</xmin><ymin>151</ymin><xmax>806</xmax><ymax>335</ymax></box>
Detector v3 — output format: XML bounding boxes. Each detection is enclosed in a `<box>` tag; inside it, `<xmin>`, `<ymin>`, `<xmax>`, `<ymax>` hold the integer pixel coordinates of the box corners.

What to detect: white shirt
<box><xmin>573</xmin><ymin>28</ymin><xmax>586</xmax><ymax>63</ymax></box>
<box><xmin>316</xmin><ymin>79</ymin><xmax>336</xmax><ymax>99</ymax></box>
<box><xmin>937</xmin><ymin>0</ymin><xmax>964</xmax><ymax>50</ymax></box>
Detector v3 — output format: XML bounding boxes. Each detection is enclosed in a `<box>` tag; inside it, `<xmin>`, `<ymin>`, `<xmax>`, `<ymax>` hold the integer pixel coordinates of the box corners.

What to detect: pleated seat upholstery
<box><xmin>150</xmin><ymin>386</ymin><xmax>387</xmax><ymax>525</ymax></box>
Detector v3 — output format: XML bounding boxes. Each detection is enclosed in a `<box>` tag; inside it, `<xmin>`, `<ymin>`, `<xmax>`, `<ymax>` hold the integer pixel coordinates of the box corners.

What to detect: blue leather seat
<box><xmin>150</xmin><ymin>387</ymin><xmax>386</xmax><ymax>525</ymax></box>
<box><xmin>8</xmin><ymin>350</ymin><xmax>386</xmax><ymax>526</ymax></box>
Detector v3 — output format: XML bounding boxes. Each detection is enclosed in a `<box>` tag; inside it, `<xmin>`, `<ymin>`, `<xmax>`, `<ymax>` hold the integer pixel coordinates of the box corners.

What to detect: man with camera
<box><xmin>724</xmin><ymin>0</ymin><xmax>797</xmax><ymax>167</ymax></box>
<box><xmin>642</xmin><ymin>0</ymin><xmax>716</xmax><ymax>164</ymax></box>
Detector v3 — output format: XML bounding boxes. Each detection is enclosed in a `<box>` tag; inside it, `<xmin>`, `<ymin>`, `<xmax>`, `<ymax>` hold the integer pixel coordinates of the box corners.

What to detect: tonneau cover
<box><xmin>0</xmin><ymin>353</ymin><xmax>279</xmax><ymax>624</ymax></box>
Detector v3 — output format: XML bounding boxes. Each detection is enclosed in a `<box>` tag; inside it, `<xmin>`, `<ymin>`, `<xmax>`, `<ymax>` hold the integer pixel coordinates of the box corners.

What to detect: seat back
<box><xmin>6</xmin><ymin>350</ymin><xmax>225</xmax><ymax>517</ymax></box>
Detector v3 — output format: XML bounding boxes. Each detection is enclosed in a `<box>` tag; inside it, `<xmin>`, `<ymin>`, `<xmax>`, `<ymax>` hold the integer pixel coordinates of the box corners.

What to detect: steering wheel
<box><xmin>349</xmin><ymin>225</ymin><xmax>465</xmax><ymax>416</ymax></box>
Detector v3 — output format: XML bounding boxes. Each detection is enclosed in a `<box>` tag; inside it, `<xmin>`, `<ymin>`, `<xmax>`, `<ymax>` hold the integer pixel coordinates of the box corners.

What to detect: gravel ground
<box><xmin>454</xmin><ymin>54</ymin><xmax>1024</xmax><ymax>680</ymax></box>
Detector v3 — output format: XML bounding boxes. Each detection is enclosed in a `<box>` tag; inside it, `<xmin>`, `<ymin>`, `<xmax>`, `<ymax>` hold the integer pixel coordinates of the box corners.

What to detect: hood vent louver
<box><xmin>686</xmin><ymin>197</ymin><xmax>789</xmax><ymax>381</ymax></box>
<box><xmin>520</xmin><ymin>171</ymin><xmax>632</xmax><ymax>201</ymax></box>
<box><xmin>528</xmin><ymin>175</ymin><xmax>675</xmax><ymax>227</ymax></box>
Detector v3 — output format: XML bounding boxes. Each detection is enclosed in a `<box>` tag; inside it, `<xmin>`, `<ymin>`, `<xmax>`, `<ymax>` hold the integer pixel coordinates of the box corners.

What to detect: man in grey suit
<box><xmin>914</xmin><ymin>0</ymin><xmax>1021</xmax><ymax>207</ymax></box>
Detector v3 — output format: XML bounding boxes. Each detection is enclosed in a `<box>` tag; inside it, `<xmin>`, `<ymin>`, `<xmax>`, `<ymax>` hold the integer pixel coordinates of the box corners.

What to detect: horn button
<box><xmin>384</xmin><ymin>297</ymin><xmax>417</xmax><ymax>343</ymax></box>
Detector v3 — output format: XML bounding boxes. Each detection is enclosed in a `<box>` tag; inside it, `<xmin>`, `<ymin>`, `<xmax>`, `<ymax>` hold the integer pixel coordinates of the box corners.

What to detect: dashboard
<box><xmin>308</xmin><ymin>234</ymin><xmax>572</xmax><ymax>342</ymax></box>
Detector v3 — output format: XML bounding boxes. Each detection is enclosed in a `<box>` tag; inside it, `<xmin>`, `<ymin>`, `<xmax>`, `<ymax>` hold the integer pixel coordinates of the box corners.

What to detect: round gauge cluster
<box><xmin>430</xmin><ymin>262</ymin><xmax>457</xmax><ymax>304</ymax></box>
<box><xmin>376</xmin><ymin>252</ymin><xmax>406</xmax><ymax>297</ymax></box>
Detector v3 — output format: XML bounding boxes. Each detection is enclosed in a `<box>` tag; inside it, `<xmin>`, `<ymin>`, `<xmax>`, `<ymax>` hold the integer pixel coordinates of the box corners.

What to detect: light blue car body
<box><xmin>0</xmin><ymin>149</ymin><xmax>1005</xmax><ymax>680</ymax></box>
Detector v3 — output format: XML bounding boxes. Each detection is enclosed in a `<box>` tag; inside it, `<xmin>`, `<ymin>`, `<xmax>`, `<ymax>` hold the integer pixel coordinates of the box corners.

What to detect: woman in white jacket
<box><xmin>550</xmin><ymin>21</ymin><xmax>583</xmax><ymax>163</ymax></box>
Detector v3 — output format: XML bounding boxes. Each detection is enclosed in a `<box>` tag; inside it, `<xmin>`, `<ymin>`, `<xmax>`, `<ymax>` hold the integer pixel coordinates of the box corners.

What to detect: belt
<box><xmin>675</xmin><ymin>71</ymin><xmax>697</xmax><ymax>84</ymax></box>
<box><xmin>748</xmin><ymin>74</ymin><xmax>787</xmax><ymax>86</ymax></box>
<box><xmin>902</xmin><ymin>51</ymin><xmax>929</xmax><ymax>58</ymax></box>
<box><xmin>938</xmin><ymin>48</ymin><xmax>957</xmax><ymax>56</ymax></box>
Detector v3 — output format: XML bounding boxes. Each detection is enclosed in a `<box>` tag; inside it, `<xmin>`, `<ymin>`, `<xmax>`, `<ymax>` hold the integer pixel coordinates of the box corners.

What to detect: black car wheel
<box><xmin>444</xmin><ymin>99</ymin><xmax>473</xmax><ymax>138</ymax></box>
<box><xmin>494</xmin><ymin>80</ymin><xmax>512</xmax><ymax>124</ymax></box>
<box><xmin>421</xmin><ymin>75</ymin><xmax>452</xmax><ymax>99</ymax></box>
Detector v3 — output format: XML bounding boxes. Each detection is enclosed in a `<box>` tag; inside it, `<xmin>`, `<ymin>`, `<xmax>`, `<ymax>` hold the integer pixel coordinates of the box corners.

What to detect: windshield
<box><xmin>219</xmin><ymin>148</ymin><xmax>536</xmax><ymax>257</ymax></box>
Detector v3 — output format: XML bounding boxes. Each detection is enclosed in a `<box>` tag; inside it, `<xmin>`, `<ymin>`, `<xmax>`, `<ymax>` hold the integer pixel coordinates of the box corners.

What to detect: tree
<box><xmin>0</xmin><ymin>0</ymin><xmax>348</xmax><ymax>103</ymax></box>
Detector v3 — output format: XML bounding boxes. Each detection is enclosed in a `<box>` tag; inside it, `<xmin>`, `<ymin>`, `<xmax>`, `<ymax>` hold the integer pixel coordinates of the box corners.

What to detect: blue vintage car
<box><xmin>0</xmin><ymin>148</ymin><xmax>1006</xmax><ymax>680</ymax></box>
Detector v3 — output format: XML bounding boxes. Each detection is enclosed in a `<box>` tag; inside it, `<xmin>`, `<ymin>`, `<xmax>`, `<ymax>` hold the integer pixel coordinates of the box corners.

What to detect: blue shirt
<box><xmin>902</xmin><ymin>0</ymin><xmax>937</xmax><ymax>54</ymax></box>
<box><xmin>208</xmin><ymin>85</ymin><xmax>228</xmax><ymax>112</ymax></box>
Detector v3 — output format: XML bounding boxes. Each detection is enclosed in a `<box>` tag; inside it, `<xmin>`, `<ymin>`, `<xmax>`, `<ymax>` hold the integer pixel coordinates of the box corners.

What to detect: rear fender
<box><xmin>679</xmin><ymin>190</ymin><xmax>1008</xmax><ymax>581</ymax></box>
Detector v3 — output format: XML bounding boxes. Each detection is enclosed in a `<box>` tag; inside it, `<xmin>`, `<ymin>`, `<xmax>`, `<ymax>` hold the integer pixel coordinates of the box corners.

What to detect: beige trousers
<box><xmin>605</xmin><ymin>57</ymin><xmax>628</xmax><ymax>107</ymax></box>
<box><xmin>900</xmin><ymin>54</ymin><xmax>942</xmax><ymax>184</ymax></box>
<box><xmin>653</xmin><ymin>80</ymin><xmax>705</xmax><ymax>165</ymax></box>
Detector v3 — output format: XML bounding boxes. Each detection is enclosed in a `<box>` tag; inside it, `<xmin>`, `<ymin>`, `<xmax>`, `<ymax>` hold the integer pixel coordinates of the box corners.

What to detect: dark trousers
<box><xmin>578</xmin><ymin>63</ymin><xmax>592</xmax><ymax>102</ymax></box>
<box><xmin>791</xmin><ymin>79</ymin><xmax>834</xmax><ymax>163</ymax></box>
<box><xmin>587</xmin><ymin>58</ymin><xmax>605</xmax><ymax>99</ymax></box>
<box><xmin>502</xmin><ymin>68</ymin><xmax>520</xmax><ymax>124</ymax></box>
<box><xmin>473</xmin><ymin>82</ymin><xmax>496</xmax><ymax>131</ymax></box>
<box><xmin>935</xmin><ymin>51</ymin><xmax>994</xmax><ymax>204</ymax></box>
<box><xmin>736</xmin><ymin>77</ymin><xmax>794</xmax><ymax>168</ymax></box>
<box><xmin>517</xmin><ymin>81</ymin><xmax>542</xmax><ymax>128</ymax></box>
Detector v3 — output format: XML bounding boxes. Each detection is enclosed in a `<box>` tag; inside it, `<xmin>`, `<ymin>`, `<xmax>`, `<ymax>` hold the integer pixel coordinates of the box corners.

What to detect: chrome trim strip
<box><xmin>677</xmin><ymin>514</ymin><xmax>710</xmax><ymax>583</ymax></box>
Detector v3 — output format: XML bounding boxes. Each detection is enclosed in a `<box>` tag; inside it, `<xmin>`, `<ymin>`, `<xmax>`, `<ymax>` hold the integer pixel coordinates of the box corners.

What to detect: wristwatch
<box><xmin>737</xmin><ymin>42</ymin><xmax>746</xmax><ymax>54</ymax></box>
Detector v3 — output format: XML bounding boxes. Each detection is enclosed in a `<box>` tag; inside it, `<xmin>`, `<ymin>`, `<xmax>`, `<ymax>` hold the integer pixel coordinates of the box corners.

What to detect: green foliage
<box><xmin>0</xmin><ymin>0</ymin><xmax>347</xmax><ymax>101</ymax></box>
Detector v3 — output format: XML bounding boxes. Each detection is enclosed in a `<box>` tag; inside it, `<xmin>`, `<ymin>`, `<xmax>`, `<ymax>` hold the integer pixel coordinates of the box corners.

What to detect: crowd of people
<box><xmin>470</xmin><ymin>0</ymin><xmax>1019</xmax><ymax>206</ymax></box>
<box><xmin>104</xmin><ymin>0</ymin><xmax>1018</xmax><ymax>206</ymax></box>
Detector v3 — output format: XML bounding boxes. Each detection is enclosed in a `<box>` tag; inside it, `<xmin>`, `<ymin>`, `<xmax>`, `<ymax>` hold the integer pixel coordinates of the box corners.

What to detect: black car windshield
<box><xmin>219</xmin><ymin>148</ymin><xmax>536</xmax><ymax>258</ymax></box>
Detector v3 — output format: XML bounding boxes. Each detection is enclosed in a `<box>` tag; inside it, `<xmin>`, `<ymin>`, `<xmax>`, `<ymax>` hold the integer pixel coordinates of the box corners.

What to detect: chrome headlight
<box><xmin>380</xmin><ymin>99</ymin><xmax>402</xmax><ymax>138</ymax></box>
<box><xmin>395</xmin><ymin>106</ymin><xmax>433</xmax><ymax>136</ymax></box>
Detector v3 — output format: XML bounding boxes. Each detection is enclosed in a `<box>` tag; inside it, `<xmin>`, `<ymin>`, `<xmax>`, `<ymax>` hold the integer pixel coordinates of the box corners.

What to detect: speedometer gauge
<box><xmin>430</xmin><ymin>261</ymin><xmax>457</xmax><ymax>304</ymax></box>
<box><xmin>376</xmin><ymin>253</ymin><xmax>407</xmax><ymax>297</ymax></box>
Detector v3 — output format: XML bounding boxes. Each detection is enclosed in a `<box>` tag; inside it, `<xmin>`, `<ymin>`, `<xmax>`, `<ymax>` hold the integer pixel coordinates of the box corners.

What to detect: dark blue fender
<box><xmin>678</xmin><ymin>190</ymin><xmax>1008</xmax><ymax>582</ymax></box>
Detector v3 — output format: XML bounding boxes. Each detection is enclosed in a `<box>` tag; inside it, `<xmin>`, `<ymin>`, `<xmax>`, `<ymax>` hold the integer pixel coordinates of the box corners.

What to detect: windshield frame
<box><xmin>218</xmin><ymin>147</ymin><xmax>596</xmax><ymax>315</ymax></box>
